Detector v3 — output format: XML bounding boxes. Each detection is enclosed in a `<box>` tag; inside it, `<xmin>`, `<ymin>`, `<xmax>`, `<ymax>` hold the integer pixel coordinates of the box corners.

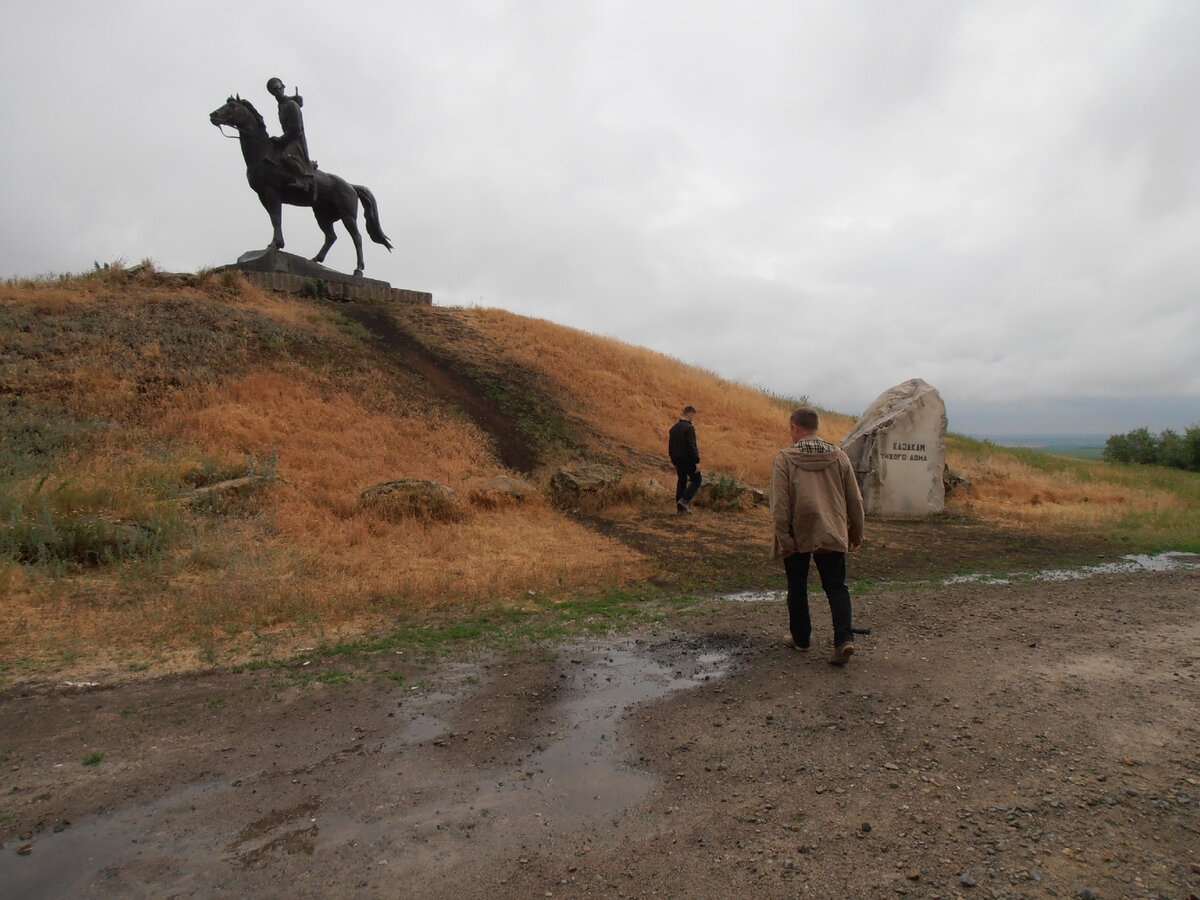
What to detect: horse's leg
<box><xmin>342</xmin><ymin>215</ymin><xmax>365</xmax><ymax>277</ymax></box>
<box><xmin>312</xmin><ymin>208</ymin><xmax>337</xmax><ymax>264</ymax></box>
<box><xmin>262</xmin><ymin>194</ymin><xmax>285</xmax><ymax>251</ymax></box>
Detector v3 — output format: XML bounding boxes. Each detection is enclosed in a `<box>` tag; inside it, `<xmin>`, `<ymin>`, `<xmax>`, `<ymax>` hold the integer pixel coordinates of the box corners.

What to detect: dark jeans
<box><xmin>674</xmin><ymin>465</ymin><xmax>702</xmax><ymax>503</ymax></box>
<box><xmin>783</xmin><ymin>550</ymin><xmax>853</xmax><ymax>648</ymax></box>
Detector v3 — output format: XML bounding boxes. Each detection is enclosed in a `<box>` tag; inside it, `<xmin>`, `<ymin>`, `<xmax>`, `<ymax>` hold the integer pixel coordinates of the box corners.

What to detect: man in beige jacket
<box><xmin>770</xmin><ymin>407</ymin><xmax>865</xmax><ymax>665</ymax></box>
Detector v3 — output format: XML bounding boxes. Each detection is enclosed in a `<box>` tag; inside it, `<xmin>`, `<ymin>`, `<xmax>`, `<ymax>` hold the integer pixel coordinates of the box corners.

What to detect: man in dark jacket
<box><xmin>668</xmin><ymin>406</ymin><xmax>703</xmax><ymax>514</ymax></box>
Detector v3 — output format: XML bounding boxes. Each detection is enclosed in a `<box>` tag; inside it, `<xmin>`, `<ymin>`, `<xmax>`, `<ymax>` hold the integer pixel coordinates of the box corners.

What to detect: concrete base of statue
<box><xmin>220</xmin><ymin>249</ymin><xmax>431</xmax><ymax>304</ymax></box>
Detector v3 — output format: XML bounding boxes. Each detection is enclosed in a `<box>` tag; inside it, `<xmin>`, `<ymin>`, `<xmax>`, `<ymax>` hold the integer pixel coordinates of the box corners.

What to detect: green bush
<box><xmin>700</xmin><ymin>470</ymin><xmax>744</xmax><ymax>509</ymax></box>
<box><xmin>0</xmin><ymin>504</ymin><xmax>180</xmax><ymax>566</ymax></box>
<box><xmin>301</xmin><ymin>277</ymin><xmax>331</xmax><ymax>299</ymax></box>
<box><xmin>1104</xmin><ymin>425</ymin><xmax>1200</xmax><ymax>472</ymax></box>
<box><xmin>0</xmin><ymin>471</ymin><xmax>183</xmax><ymax>567</ymax></box>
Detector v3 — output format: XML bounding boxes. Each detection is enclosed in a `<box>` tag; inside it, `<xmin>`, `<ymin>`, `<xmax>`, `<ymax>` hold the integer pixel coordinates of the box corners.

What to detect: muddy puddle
<box><xmin>0</xmin><ymin>634</ymin><xmax>738</xmax><ymax>898</ymax></box>
<box><xmin>942</xmin><ymin>550</ymin><xmax>1200</xmax><ymax>584</ymax></box>
<box><xmin>720</xmin><ymin>552</ymin><xmax>1200</xmax><ymax>601</ymax></box>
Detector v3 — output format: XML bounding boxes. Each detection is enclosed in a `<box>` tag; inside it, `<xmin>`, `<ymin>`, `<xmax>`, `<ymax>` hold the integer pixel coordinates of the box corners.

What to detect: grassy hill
<box><xmin>2</xmin><ymin>265</ymin><xmax>1197</xmax><ymax>681</ymax></box>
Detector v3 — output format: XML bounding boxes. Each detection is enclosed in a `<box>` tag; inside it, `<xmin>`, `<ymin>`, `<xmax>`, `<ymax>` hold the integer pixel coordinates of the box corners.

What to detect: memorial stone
<box><xmin>840</xmin><ymin>378</ymin><xmax>947</xmax><ymax>517</ymax></box>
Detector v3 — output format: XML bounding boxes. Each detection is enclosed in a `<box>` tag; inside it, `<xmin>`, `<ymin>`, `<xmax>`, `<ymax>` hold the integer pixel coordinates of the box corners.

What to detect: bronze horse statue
<box><xmin>209</xmin><ymin>96</ymin><xmax>392</xmax><ymax>277</ymax></box>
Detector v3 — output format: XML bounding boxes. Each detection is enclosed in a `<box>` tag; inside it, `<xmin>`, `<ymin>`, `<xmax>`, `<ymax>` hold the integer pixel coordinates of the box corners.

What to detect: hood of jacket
<box><xmin>776</xmin><ymin>441</ymin><xmax>843</xmax><ymax>471</ymax></box>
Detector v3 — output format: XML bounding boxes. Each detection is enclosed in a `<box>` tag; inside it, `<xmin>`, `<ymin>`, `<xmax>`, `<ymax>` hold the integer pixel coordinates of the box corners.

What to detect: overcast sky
<box><xmin>3</xmin><ymin>1</ymin><xmax>1198</xmax><ymax>436</ymax></box>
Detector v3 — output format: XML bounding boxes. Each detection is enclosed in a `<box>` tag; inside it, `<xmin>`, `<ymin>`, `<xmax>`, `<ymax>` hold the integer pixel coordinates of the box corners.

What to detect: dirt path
<box><xmin>2</xmin><ymin>564</ymin><xmax>1198</xmax><ymax>899</ymax></box>
<box><xmin>340</xmin><ymin>303</ymin><xmax>545</xmax><ymax>474</ymax></box>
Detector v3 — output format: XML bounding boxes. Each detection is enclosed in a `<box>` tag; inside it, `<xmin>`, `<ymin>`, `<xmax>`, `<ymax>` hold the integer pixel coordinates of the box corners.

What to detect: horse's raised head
<box><xmin>210</xmin><ymin>95</ymin><xmax>267</xmax><ymax>135</ymax></box>
<box><xmin>210</xmin><ymin>97</ymin><xmax>241</xmax><ymax>128</ymax></box>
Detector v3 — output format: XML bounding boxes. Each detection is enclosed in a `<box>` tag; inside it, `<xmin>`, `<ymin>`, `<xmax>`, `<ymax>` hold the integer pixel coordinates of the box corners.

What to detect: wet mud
<box><xmin>2</xmin><ymin>565</ymin><xmax>1199</xmax><ymax>898</ymax></box>
<box><xmin>1</xmin><ymin>635</ymin><xmax>745</xmax><ymax>899</ymax></box>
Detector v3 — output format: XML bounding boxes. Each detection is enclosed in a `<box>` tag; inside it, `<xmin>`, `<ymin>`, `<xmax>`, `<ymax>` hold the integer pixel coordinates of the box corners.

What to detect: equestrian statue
<box><xmin>210</xmin><ymin>78</ymin><xmax>392</xmax><ymax>278</ymax></box>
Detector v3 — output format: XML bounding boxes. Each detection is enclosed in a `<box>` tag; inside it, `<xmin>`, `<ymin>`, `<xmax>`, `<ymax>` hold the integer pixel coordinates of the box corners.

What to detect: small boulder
<box><xmin>640</xmin><ymin>477</ymin><xmax>669</xmax><ymax>496</ymax></box>
<box><xmin>943</xmin><ymin>467</ymin><xmax>971</xmax><ymax>496</ymax></box>
<box><xmin>693</xmin><ymin>474</ymin><xmax>767</xmax><ymax>509</ymax></box>
<box><xmin>359</xmin><ymin>479</ymin><xmax>464</xmax><ymax>522</ymax></box>
<box><xmin>468</xmin><ymin>475</ymin><xmax>540</xmax><ymax>507</ymax></box>
<box><xmin>549</xmin><ymin>463</ymin><xmax>623</xmax><ymax>497</ymax></box>
<box><xmin>188</xmin><ymin>474</ymin><xmax>275</xmax><ymax>504</ymax></box>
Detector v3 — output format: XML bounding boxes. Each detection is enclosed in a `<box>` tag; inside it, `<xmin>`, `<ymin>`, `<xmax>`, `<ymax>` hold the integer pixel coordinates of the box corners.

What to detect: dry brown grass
<box><xmin>164</xmin><ymin>370</ymin><xmax>493</xmax><ymax>499</ymax></box>
<box><xmin>1</xmin><ymin>301</ymin><xmax>643</xmax><ymax>673</ymax></box>
<box><xmin>2</xmin><ymin>262</ymin><xmax>327</xmax><ymax>324</ymax></box>
<box><xmin>462</xmin><ymin>308</ymin><xmax>857</xmax><ymax>484</ymax></box>
<box><xmin>945</xmin><ymin>444</ymin><xmax>1186</xmax><ymax>533</ymax></box>
<box><xmin>152</xmin><ymin>366</ymin><xmax>642</xmax><ymax>632</ymax></box>
<box><xmin>1</xmin><ymin>497</ymin><xmax>642</xmax><ymax>675</ymax></box>
<box><xmin>2</xmin><ymin>277</ymin><xmax>1194</xmax><ymax>680</ymax></box>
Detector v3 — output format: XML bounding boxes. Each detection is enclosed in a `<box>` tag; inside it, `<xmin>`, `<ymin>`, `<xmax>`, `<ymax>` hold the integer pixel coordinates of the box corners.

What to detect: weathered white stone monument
<box><xmin>840</xmin><ymin>378</ymin><xmax>947</xmax><ymax>517</ymax></box>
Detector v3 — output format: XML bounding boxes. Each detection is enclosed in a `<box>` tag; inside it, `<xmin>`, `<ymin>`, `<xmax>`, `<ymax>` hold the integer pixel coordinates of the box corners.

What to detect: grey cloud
<box><xmin>1</xmin><ymin>0</ymin><xmax>1197</xmax><ymax>433</ymax></box>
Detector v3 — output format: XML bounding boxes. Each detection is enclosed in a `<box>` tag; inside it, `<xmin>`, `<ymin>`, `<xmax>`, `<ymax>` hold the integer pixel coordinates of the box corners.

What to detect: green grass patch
<box><xmin>310</xmin><ymin>585</ymin><xmax>684</xmax><ymax>664</ymax></box>
<box><xmin>0</xmin><ymin>405</ymin><xmax>97</xmax><ymax>480</ymax></box>
<box><xmin>0</xmin><ymin>504</ymin><xmax>182</xmax><ymax>567</ymax></box>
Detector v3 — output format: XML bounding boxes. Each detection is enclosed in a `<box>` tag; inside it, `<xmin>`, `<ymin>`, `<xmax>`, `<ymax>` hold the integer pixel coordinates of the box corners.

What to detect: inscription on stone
<box><xmin>884</xmin><ymin>441</ymin><xmax>928</xmax><ymax>462</ymax></box>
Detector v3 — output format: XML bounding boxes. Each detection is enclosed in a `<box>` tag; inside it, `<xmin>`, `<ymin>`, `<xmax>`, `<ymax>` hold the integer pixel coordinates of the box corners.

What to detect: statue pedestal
<box><xmin>224</xmin><ymin>249</ymin><xmax>431</xmax><ymax>304</ymax></box>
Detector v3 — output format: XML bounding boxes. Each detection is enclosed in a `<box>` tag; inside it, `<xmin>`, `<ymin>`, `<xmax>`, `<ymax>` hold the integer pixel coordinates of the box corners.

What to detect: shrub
<box><xmin>1104</xmin><ymin>428</ymin><xmax>1159</xmax><ymax>465</ymax></box>
<box><xmin>0</xmin><ymin>505</ymin><xmax>180</xmax><ymax>566</ymax></box>
<box><xmin>1104</xmin><ymin>425</ymin><xmax>1200</xmax><ymax>472</ymax></box>
<box><xmin>301</xmin><ymin>277</ymin><xmax>331</xmax><ymax>299</ymax></box>
<box><xmin>694</xmin><ymin>470</ymin><xmax>748</xmax><ymax>510</ymax></box>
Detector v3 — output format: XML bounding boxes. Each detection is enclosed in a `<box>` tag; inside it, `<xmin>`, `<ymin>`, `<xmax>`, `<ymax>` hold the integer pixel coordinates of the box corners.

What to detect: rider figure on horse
<box><xmin>267</xmin><ymin>77</ymin><xmax>318</xmax><ymax>200</ymax></box>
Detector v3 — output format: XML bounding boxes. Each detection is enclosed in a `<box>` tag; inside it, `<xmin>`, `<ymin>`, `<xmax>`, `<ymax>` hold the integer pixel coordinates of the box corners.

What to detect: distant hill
<box><xmin>969</xmin><ymin>434</ymin><xmax>1108</xmax><ymax>449</ymax></box>
<box><xmin>968</xmin><ymin>434</ymin><xmax>1108</xmax><ymax>460</ymax></box>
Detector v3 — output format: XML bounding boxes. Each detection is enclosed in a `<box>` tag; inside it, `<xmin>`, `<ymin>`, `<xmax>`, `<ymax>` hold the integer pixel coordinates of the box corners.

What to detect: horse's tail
<box><xmin>354</xmin><ymin>185</ymin><xmax>393</xmax><ymax>251</ymax></box>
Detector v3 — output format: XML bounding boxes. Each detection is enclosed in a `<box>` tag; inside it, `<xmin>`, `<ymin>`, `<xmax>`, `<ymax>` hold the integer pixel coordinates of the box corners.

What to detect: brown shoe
<box><xmin>785</xmin><ymin>635</ymin><xmax>810</xmax><ymax>652</ymax></box>
<box><xmin>827</xmin><ymin>642</ymin><xmax>855</xmax><ymax>666</ymax></box>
